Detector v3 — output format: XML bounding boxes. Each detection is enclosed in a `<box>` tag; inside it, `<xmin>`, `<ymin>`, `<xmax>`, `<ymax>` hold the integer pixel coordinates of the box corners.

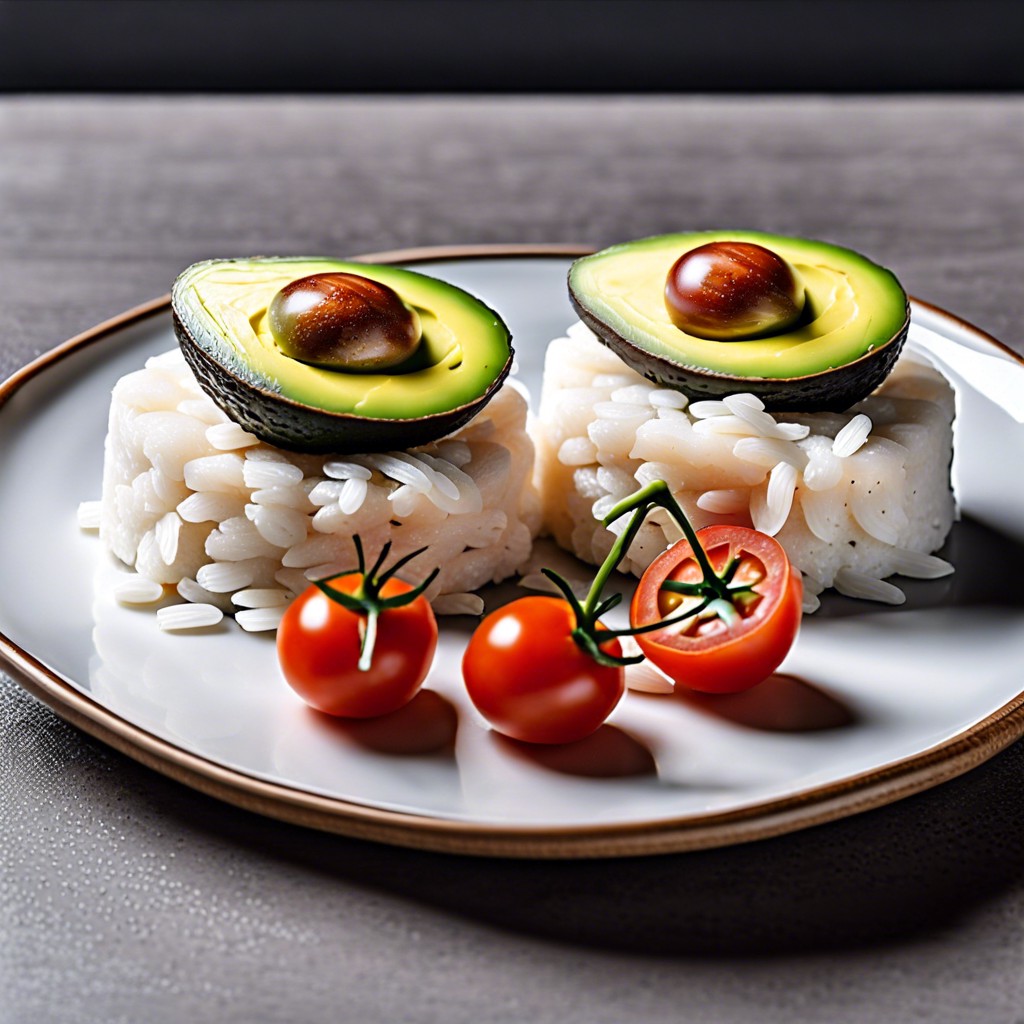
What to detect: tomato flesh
<box><xmin>462</xmin><ymin>596</ymin><xmax>625</xmax><ymax>745</ymax></box>
<box><xmin>631</xmin><ymin>527</ymin><xmax>802</xmax><ymax>694</ymax></box>
<box><xmin>277</xmin><ymin>573</ymin><xmax>438</xmax><ymax>718</ymax></box>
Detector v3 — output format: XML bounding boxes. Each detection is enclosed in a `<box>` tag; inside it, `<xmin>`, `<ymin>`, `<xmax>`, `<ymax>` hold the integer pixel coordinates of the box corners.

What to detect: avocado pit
<box><xmin>664</xmin><ymin>241</ymin><xmax>805</xmax><ymax>341</ymax></box>
<box><xmin>268</xmin><ymin>272</ymin><xmax>422</xmax><ymax>372</ymax></box>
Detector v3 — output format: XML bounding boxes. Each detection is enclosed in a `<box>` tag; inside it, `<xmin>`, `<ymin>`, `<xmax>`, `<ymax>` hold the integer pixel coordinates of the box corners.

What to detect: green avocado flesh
<box><xmin>174</xmin><ymin>258</ymin><xmax>511</xmax><ymax>418</ymax></box>
<box><xmin>569</xmin><ymin>231</ymin><xmax>908</xmax><ymax>380</ymax></box>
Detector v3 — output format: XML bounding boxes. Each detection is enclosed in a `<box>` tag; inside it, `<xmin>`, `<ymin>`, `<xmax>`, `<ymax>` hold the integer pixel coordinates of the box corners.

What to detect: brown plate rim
<box><xmin>1</xmin><ymin>242</ymin><xmax>1023</xmax><ymax>860</ymax></box>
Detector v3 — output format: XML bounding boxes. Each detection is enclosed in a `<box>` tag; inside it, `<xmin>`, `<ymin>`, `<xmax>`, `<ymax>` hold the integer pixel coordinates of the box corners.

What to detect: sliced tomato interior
<box><xmin>656</xmin><ymin>541</ymin><xmax>767</xmax><ymax>637</ymax></box>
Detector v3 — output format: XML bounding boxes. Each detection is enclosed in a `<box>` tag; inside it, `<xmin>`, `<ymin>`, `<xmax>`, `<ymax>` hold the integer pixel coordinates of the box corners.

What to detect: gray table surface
<box><xmin>2</xmin><ymin>96</ymin><xmax>1024</xmax><ymax>1024</ymax></box>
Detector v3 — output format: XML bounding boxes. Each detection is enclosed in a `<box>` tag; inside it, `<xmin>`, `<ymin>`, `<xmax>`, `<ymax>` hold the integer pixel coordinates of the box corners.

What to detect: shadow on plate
<box><xmin>494</xmin><ymin>725</ymin><xmax>657</xmax><ymax>778</ymax></box>
<box><xmin>676</xmin><ymin>674</ymin><xmax>857</xmax><ymax>732</ymax></box>
<box><xmin>310</xmin><ymin>689</ymin><xmax>458</xmax><ymax>756</ymax></box>
<box><xmin>814</xmin><ymin>514</ymin><xmax>1024</xmax><ymax>619</ymax></box>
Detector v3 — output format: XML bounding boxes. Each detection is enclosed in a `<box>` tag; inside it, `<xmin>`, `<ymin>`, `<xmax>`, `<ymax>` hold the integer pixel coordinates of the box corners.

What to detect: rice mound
<box><xmin>535</xmin><ymin>322</ymin><xmax>956</xmax><ymax>610</ymax></box>
<box><xmin>99</xmin><ymin>320</ymin><xmax>957</xmax><ymax>624</ymax></box>
<box><xmin>100</xmin><ymin>349</ymin><xmax>540</xmax><ymax>620</ymax></box>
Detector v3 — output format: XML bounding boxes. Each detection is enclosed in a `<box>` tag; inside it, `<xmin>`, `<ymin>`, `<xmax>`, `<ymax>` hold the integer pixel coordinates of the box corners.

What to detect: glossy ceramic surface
<box><xmin>2</xmin><ymin>248</ymin><xmax>1024</xmax><ymax>857</ymax></box>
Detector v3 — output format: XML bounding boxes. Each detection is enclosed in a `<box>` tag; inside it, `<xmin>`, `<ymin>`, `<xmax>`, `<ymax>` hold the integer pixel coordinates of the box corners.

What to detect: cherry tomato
<box><xmin>631</xmin><ymin>526</ymin><xmax>802</xmax><ymax>694</ymax></box>
<box><xmin>277</xmin><ymin>573</ymin><xmax>437</xmax><ymax>718</ymax></box>
<box><xmin>462</xmin><ymin>596</ymin><xmax>626</xmax><ymax>745</ymax></box>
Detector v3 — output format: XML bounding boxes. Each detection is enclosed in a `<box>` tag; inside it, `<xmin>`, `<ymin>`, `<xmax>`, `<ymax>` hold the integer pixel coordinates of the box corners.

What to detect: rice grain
<box><xmin>232</xmin><ymin>587</ymin><xmax>290</xmax><ymax>608</ymax></box>
<box><xmin>157</xmin><ymin>604</ymin><xmax>224</xmax><ymax>630</ymax></box>
<box><xmin>834</xmin><ymin>568</ymin><xmax>907</xmax><ymax>605</ymax></box>
<box><xmin>235</xmin><ymin>606</ymin><xmax>287</xmax><ymax>632</ymax></box>
<box><xmin>77</xmin><ymin>500</ymin><xmax>102</xmax><ymax>530</ymax></box>
<box><xmin>206</xmin><ymin>422</ymin><xmax>260</xmax><ymax>450</ymax></box>
<box><xmin>113</xmin><ymin>577</ymin><xmax>164</xmax><ymax>604</ymax></box>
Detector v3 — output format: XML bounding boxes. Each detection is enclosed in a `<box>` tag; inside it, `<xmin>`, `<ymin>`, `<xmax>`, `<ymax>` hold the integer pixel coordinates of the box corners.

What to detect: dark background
<box><xmin>2</xmin><ymin>0</ymin><xmax>1023</xmax><ymax>94</ymax></box>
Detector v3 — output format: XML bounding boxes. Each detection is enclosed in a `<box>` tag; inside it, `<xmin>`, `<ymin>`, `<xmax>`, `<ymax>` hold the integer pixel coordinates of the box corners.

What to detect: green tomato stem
<box><xmin>602</xmin><ymin>480</ymin><xmax>731</xmax><ymax>602</ymax></box>
<box><xmin>602</xmin><ymin>596</ymin><xmax>713</xmax><ymax>639</ymax></box>
<box><xmin>530</xmin><ymin>480</ymin><xmax>755</xmax><ymax>667</ymax></box>
<box><xmin>581</xmin><ymin>502</ymin><xmax>651</xmax><ymax>618</ymax></box>
<box><xmin>314</xmin><ymin>535</ymin><xmax>438</xmax><ymax>674</ymax></box>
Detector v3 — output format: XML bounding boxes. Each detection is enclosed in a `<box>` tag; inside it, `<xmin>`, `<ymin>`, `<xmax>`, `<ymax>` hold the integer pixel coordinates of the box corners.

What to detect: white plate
<box><xmin>3</xmin><ymin>245</ymin><xmax>1024</xmax><ymax>859</ymax></box>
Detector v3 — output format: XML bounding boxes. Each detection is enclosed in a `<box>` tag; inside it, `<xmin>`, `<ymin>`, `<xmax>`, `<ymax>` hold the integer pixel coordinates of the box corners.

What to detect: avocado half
<box><xmin>568</xmin><ymin>231</ymin><xmax>910</xmax><ymax>411</ymax></box>
<box><xmin>172</xmin><ymin>257</ymin><xmax>513</xmax><ymax>453</ymax></box>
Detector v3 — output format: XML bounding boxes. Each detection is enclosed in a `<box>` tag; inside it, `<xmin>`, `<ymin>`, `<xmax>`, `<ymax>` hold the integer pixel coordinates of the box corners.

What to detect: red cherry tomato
<box><xmin>631</xmin><ymin>526</ymin><xmax>802</xmax><ymax>694</ymax></box>
<box><xmin>277</xmin><ymin>573</ymin><xmax>437</xmax><ymax>718</ymax></box>
<box><xmin>462</xmin><ymin>596</ymin><xmax>626</xmax><ymax>745</ymax></box>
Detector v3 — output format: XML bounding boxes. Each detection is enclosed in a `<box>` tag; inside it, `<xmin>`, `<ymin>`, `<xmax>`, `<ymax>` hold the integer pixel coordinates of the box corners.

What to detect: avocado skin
<box><xmin>570</xmin><ymin>292</ymin><xmax>910</xmax><ymax>412</ymax></box>
<box><xmin>568</xmin><ymin>232</ymin><xmax>910</xmax><ymax>412</ymax></box>
<box><xmin>174</xmin><ymin>310</ymin><xmax>511</xmax><ymax>454</ymax></box>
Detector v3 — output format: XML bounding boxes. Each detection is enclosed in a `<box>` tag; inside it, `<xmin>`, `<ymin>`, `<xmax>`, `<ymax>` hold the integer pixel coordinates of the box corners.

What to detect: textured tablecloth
<box><xmin>2</xmin><ymin>96</ymin><xmax>1024</xmax><ymax>1024</ymax></box>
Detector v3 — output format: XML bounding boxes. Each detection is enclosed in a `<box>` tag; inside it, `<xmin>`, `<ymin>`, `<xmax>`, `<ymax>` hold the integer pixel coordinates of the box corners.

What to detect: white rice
<box><xmin>157</xmin><ymin>603</ymin><xmax>224</xmax><ymax>631</ymax></box>
<box><xmin>624</xmin><ymin>661</ymin><xmax>676</xmax><ymax>695</ymax></box>
<box><xmin>77</xmin><ymin>500</ymin><xmax>102</xmax><ymax>530</ymax></box>
<box><xmin>832</xmin><ymin>413</ymin><xmax>873</xmax><ymax>458</ymax></box>
<box><xmin>99</xmin><ymin>350</ymin><xmax>541</xmax><ymax>622</ymax></box>
<box><xmin>155</xmin><ymin>511</ymin><xmax>183</xmax><ymax>564</ymax></box>
<box><xmin>206</xmin><ymin>422</ymin><xmax>260</xmax><ymax>451</ymax></box>
<box><xmin>833</xmin><ymin>568</ymin><xmax>907</xmax><ymax>605</ymax></box>
<box><xmin>323</xmin><ymin>460</ymin><xmax>373</xmax><ymax>481</ymax></box>
<box><xmin>235</xmin><ymin>606</ymin><xmax>287</xmax><ymax>632</ymax></box>
<box><xmin>176</xmin><ymin>576</ymin><xmax>230</xmax><ymax>609</ymax></box>
<box><xmin>431</xmin><ymin>592</ymin><xmax>486</xmax><ymax>616</ymax></box>
<box><xmin>113</xmin><ymin>576</ymin><xmax>164</xmax><ymax>604</ymax></box>
<box><xmin>535</xmin><ymin>322</ymin><xmax>956</xmax><ymax>608</ymax></box>
<box><xmin>231</xmin><ymin>587</ymin><xmax>291</xmax><ymax>608</ymax></box>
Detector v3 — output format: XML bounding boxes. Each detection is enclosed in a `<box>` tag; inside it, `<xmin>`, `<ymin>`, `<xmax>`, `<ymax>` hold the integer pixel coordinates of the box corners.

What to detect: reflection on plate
<box><xmin>2</xmin><ymin>246</ymin><xmax>1024</xmax><ymax>858</ymax></box>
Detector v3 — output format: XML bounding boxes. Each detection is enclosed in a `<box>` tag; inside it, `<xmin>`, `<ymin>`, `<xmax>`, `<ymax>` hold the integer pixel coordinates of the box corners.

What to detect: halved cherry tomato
<box><xmin>278</xmin><ymin>573</ymin><xmax>437</xmax><ymax>718</ymax></box>
<box><xmin>462</xmin><ymin>596</ymin><xmax>626</xmax><ymax>745</ymax></box>
<box><xmin>631</xmin><ymin>526</ymin><xmax>802</xmax><ymax>694</ymax></box>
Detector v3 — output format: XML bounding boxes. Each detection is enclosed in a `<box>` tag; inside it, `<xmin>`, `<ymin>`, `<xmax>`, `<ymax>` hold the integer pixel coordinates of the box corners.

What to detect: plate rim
<box><xmin>2</xmin><ymin>242</ymin><xmax>1023</xmax><ymax>860</ymax></box>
